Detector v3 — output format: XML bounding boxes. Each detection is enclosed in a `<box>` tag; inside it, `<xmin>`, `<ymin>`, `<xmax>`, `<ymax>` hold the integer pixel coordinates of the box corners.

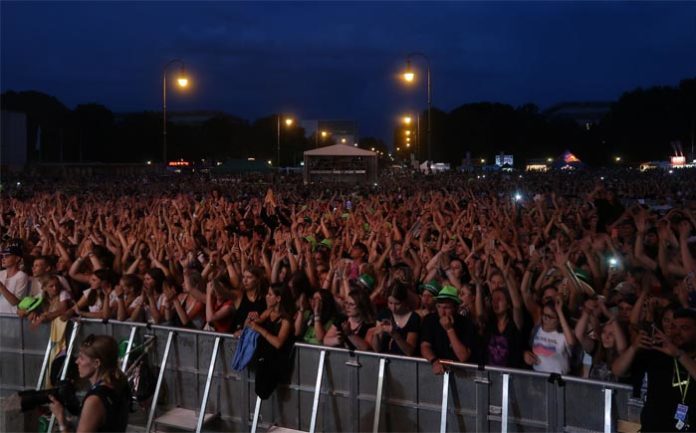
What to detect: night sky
<box><xmin>2</xmin><ymin>1</ymin><xmax>695</xmax><ymax>141</ymax></box>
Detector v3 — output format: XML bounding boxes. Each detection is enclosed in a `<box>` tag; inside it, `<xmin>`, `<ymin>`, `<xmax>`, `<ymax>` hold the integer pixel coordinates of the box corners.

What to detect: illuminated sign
<box><xmin>671</xmin><ymin>156</ymin><xmax>686</xmax><ymax>167</ymax></box>
<box><xmin>168</xmin><ymin>161</ymin><xmax>191</xmax><ymax>167</ymax></box>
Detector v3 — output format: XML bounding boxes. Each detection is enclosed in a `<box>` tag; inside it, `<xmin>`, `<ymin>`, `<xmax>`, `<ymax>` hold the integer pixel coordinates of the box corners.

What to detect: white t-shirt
<box><xmin>29</xmin><ymin>275</ymin><xmax>71</xmax><ymax>297</ymax></box>
<box><xmin>82</xmin><ymin>288</ymin><xmax>119</xmax><ymax>313</ymax></box>
<box><xmin>531</xmin><ymin>327</ymin><xmax>571</xmax><ymax>375</ymax></box>
<box><xmin>0</xmin><ymin>269</ymin><xmax>29</xmax><ymax>314</ymax></box>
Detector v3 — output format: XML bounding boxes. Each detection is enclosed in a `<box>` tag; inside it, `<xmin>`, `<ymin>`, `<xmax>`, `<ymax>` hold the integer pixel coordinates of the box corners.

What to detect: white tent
<box><xmin>303</xmin><ymin>144</ymin><xmax>378</xmax><ymax>184</ymax></box>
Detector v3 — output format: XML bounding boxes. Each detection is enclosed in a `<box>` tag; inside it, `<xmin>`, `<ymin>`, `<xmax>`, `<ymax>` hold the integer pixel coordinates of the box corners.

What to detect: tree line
<box><xmin>1</xmin><ymin>77</ymin><xmax>693</xmax><ymax>167</ymax></box>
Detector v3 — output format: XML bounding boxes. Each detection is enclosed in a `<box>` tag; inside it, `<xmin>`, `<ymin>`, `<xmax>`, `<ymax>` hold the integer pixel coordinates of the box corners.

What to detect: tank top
<box><xmin>83</xmin><ymin>380</ymin><xmax>130</xmax><ymax>432</ymax></box>
<box><xmin>232</xmin><ymin>292</ymin><xmax>266</xmax><ymax>332</ymax></box>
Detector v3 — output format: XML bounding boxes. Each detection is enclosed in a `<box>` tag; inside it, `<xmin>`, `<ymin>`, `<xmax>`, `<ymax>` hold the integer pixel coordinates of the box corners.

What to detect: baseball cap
<box><xmin>436</xmin><ymin>285</ymin><xmax>461</xmax><ymax>305</ymax></box>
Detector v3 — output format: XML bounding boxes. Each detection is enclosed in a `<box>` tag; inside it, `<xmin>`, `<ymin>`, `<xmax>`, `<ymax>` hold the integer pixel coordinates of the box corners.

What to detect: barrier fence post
<box><xmin>251</xmin><ymin>396</ymin><xmax>262</xmax><ymax>433</ymax></box>
<box><xmin>195</xmin><ymin>336</ymin><xmax>221</xmax><ymax>433</ymax></box>
<box><xmin>439</xmin><ymin>370</ymin><xmax>450</xmax><ymax>433</ymax></box>
<box><xmin>309</xmin><ymin>350</ymin><xmax>326</xmax><ymax>433</ymax></box>
<box><xmin>47</xmin><ymin>321</ymin><xmax>81</xmax><ymax>433</ymax></box>
<box><xmin>121</xmin><ymin>325</ymin><xmax>138</xmax><ymax>371</ymax></box>
<box><xmin>501</xmin><ymin>373</ymin><xmax>510</xmax><ymax>433</ymax></box>
<box><xmin>36</xmin><ymin>339</ymin><xmax>53</xmax><ymax>390</ymax></box>
<box><xmin>146</xmin><ymin>330</ymin><xmax>175</xmax><ymax>433</ymax></box>
<box><xmin>372</xmin><ymin>357</ymin><xmax>387</xmax><ymax>433</ymax></box>
<box><xmin>604</xmin><ymin>388</ymin><xmax>613</xmax><ymax>433</ymax></box>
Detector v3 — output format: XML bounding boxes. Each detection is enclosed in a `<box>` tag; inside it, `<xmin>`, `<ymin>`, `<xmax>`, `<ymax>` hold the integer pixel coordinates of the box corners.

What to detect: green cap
<box><xmin>303</xmin><ymin>235</ymin><xmax>317</xmax><ymax>246</ymax></box>
<box><xmin>424</xmin><ymin>279</ymin><xmax>442</xmax><ymax>296</ymax></box>
<box><xmin>319</xmin><ymin>238</ymin><xmax>333</xmax><ymax>249</ymax></box>
<box><xmin>436</xmin><ymin>285</ymin><xmax>461</xmax><ymax>305</ymax></box>
<box><xmin>18</xmin><ymin>296</ymin><xmax>43</xmax><ymax>312</ymax></box>
<box><xmin>357</xmin><ymin>274</ymin><xmax>376</xmax><ymax>290</ymax></box>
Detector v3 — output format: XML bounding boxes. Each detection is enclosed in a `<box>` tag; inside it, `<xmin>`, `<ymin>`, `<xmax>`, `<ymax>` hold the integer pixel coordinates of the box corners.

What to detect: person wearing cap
<box><xmin>420</xmin><ymin>285</ymin><xmax>477</xmax><ymax>375</ymax></box>
<box><xmin>416</xmin><ymin>279</ymin><xmax>440</xmax><ymax>318</ymax></box>
<box><xmin>0</xmin><ymin>245</ymin><xmax>29</xmax><ymax>315</ymax></box>
<box><xmin>613</xmin><ymin>308</ymin><xmax>696</xmax><ymax>432</ymax></box>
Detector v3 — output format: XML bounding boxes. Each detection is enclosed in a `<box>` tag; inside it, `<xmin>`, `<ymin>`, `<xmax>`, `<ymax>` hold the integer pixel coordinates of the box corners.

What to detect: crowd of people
<box><xmin>2</xmin><ymin>167</ymin><xmax>696</xmax><ymax>431</ymax></box>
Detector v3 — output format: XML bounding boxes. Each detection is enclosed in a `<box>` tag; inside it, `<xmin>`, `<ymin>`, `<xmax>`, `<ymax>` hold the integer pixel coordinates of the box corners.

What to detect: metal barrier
<box><xmin>0</xmin><ymin>314</ymin><xmax>642</xmax><ymax>432</ymax></box>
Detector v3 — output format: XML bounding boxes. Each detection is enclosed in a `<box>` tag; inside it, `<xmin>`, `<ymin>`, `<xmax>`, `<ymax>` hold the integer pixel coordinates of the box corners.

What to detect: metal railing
<box><xmin>0</xmin><ymin>314</ymin><xmax>642</xmax><ymax>432</ymax></box>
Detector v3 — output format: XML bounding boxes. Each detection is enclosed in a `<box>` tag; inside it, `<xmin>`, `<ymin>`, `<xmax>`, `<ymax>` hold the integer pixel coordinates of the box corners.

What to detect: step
<box><xmin>266</xmin><ymin>427</ymin><xmax>307</xmax><ymax>433</ymax></box>
<box><xmin>154</xmin><ymin>407</ymin><xmax>217</xmax><ymax>431</ymax></box>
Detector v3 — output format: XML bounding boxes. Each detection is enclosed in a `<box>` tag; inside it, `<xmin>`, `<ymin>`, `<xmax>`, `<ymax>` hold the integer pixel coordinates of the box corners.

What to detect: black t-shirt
<box><xmin>420</xmin><ymin>313</ymin><xmax>477</xmax><ymax>363</ymax></box>
<box><xmin>482</xmin><ymin>318</ymin><xmax>524</xmax><ymax>368</ymax></box>
<box><xmin>633</xmin><ymin>350</ymin><xmax>696</xmax><ymax>432</ymax></box>
<box><xmin>232</xmin><ymin>293</ymin><xmax>266</xmax><ymax>332</ymax></box>
<box><xmin>83</xmin><ymin>381</ymin><xmax>130</xmax><ymax>433</ymax></box>
<box><xmin>375</xmin><ymin>310</ymin><xmax>421</xmax><ymax>356</ymax></box>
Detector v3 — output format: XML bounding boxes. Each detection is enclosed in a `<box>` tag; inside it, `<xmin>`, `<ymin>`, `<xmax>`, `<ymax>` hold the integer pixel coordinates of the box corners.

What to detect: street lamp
<box><xmin>316</xmin><ymin>130</ymin><xmax>329</xmax><ymax>147</ymax></box>
<box><xmin>277</xmin><ymin>115</ymin><xmax>294</xmax><ymax>167</ymax></box>
<box><xmin>402</xmin><ymin>53</ymin><xmax>432</xmax><ymax>161</ymax></box>
<box><xmin>162</xmin><ymin>59</ymin><xmax>189</xmax><ymax>164</ymax></box>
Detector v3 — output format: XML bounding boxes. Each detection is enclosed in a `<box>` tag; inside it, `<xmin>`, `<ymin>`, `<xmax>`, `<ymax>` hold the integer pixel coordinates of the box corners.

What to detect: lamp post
<box><xmin>402</xmin><ymin>53</ymin><xmax>431</xmax><ymax>161</ymax></box>
<box><xmin>277</xmin><ymin>115</ymin><xmax>294</xmax><ymax>167</ymax></box>
<box><xmin>162</xmin><ymin>59</ymin><xmax>189</xmax><ymax>164</ymax></box>
<box><xmin>316</xmin><ymin>130</ymin><xmax>329</xmax><ymax>148</ymax></box>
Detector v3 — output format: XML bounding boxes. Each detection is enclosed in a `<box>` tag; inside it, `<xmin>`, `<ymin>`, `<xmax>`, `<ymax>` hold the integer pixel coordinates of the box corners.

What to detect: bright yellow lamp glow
<box><xmin>321</xmin><ymin>131</ymin><xmax>328</xmax><ymax>138</ymax></box>
<box><xmin>341</xmin><ymin>138</ymin><xmax>347</xmax><ymax>144</ymax></box>
<box><xmin>285</xmin><ymin>118</ymin><xmax>294</xmax><ymax>127</ymax></box>
<box><xmin>480</xmin><ymin>158</ymin><xmax>486</xmax><ymax>164</ymax></box>
<box><xmin>403</xmin><ymin>116</ymin><xmax>412</xmax><ymax>125</ymax></box>
<box><xmin>405</xmin><ymin>130</ymin><xmax>411</xmax><ymax>136</ymax></box>
<box><xmin>177</xmin><ymin>77</ymin><xmax>189</xmax><ymax>87</ymax></box>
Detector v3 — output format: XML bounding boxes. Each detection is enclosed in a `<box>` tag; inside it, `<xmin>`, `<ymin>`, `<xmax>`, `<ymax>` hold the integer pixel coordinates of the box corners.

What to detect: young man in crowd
<box><xmin>0</xmin><ymin>246</ymin><xmax>29</xmax><ymax>314</ymax></box>
<box><xmin>420</xmin><ymin>285</ymin><xmax>477</xmax><ymax>375</ymax></box>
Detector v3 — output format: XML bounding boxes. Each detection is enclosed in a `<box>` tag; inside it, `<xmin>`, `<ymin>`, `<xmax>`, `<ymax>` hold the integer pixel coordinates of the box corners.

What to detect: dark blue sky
<box><xmin>2</xmin><ymin>1</ymin><xmax>695</xmax><ymax>141</ymax></box>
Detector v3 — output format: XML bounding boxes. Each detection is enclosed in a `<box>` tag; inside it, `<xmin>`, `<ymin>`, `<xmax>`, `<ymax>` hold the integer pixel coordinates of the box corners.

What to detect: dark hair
<box><xmin>347</xmin><ymin>288</ymin><xmax>375</xmax><ymax>324</ymax></box>
<box><xmin>269</xmin><ymin>283</ymin><xmax>297</xmax><ymax>320</ymax></box>
<box><xmin>314</xmin><ymin>289</ymin><xmax>338</xmax><ymax>324</ymax></box>
<box><xmin>145</xmin><ymin>268</ymin><xmax>165</xmax><ymax>293</ymax></box>
<box><xmin>246</xmin><ymin>266</ymin><xmax>269</xmax><ymax>299</ymax></box>
<box><xmin>673</xmin><ymin>308</ymin><xmax>696</xmax><ymax>324</ymax></box>
<box><xmin>94</xmin><ymin>268</ymin><xmax>119</xmax><ymax>288</ymax></box>
<box><xmin>388</xmin><ymin>282</ymin><xmax>409</xmax><ymax>303</ymax></box>
<box><xmin>120</xmin><ymin>274</ymin><xmax>143</xmax><ymax>294</ymax></box>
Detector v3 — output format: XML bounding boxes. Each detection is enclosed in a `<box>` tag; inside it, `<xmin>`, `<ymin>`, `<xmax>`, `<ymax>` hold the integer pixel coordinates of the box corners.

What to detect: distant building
<box><xmin>543</xmin><ymin>101</ymin><xmax>612</xmax><ymax>130</ymax></box>
<box><xmin>1</xmin><ymin>111</ymin><xmax>28</xmax><ymax>170</ymax></box>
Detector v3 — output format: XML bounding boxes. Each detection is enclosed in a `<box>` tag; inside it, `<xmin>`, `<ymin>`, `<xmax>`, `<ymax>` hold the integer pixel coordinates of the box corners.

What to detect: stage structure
<box><xmin>303</xmin><ymin>143</ymin><xmax>378</xmax><ymax>184</ymax></box>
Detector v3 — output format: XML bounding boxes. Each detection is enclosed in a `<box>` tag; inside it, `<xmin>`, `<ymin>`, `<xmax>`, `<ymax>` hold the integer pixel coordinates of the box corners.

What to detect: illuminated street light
<box><xmin>402</xmin><ymin>116</ymin><xmax>412</xmax><ymax>125</ymax></box>
<box><xmin>547</xmin><ymin>157</ymin><xmax>553</xmax><ymax>163</ymax></box>
<box><xmin>341</xmin><ymin>138</ymin><xmax>347</xmax><ymax>144</ymax></box>
<box><xmin>277</xmin><ymin>115</ymin><xmax>294</xmax><ymax>167</ymax></box>
<box><xmin>480</xmin><ymin>158</ymin><xmax>486</xmax><ymax>164</ymax></box>
<box><xmin>402</xmin><ymin>60</ymin><xmax>415</xmax><ymax>82</ymax></box>
<box><xmin>162</xmin><ymin>58</ymin><xmax>190</xmax><ymax>163</ymax></box>
<box><xmin>405</xmin><ymin>130</ymin><xmax>411</xmax><ymax>136</ymax></box>
<box><xmin>401</xmin><ymin>53</ymin><xmax>431</xmax><ymax>160</ymax></box>
<box><xmin>615</xmin><ymin>156</ymin><xmax>622</xmax><ymax>162</ymax></box>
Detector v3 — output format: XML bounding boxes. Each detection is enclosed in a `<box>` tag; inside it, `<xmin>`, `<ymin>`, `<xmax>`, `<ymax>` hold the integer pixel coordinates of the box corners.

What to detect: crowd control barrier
<box><xmin>0</xmin><ymin>314</ymin><xmax>643</xmax><ymax>432</ymax></box>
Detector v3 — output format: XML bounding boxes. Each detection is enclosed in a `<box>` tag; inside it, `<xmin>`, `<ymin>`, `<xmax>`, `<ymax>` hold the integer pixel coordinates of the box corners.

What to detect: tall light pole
<box><xmin>402</xmin><ymin>53</ymin><xmax>432</xmax><ymax>161</ymax></box>
<box><xmin>162</xmin><ymin>59</ymin><xmax>189</xmax><ymax>163</ymax></box>
<box><xmin>277</xmin><ymin>115</ymin><xmax>294</xmax><ymax>167</ymax></box>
